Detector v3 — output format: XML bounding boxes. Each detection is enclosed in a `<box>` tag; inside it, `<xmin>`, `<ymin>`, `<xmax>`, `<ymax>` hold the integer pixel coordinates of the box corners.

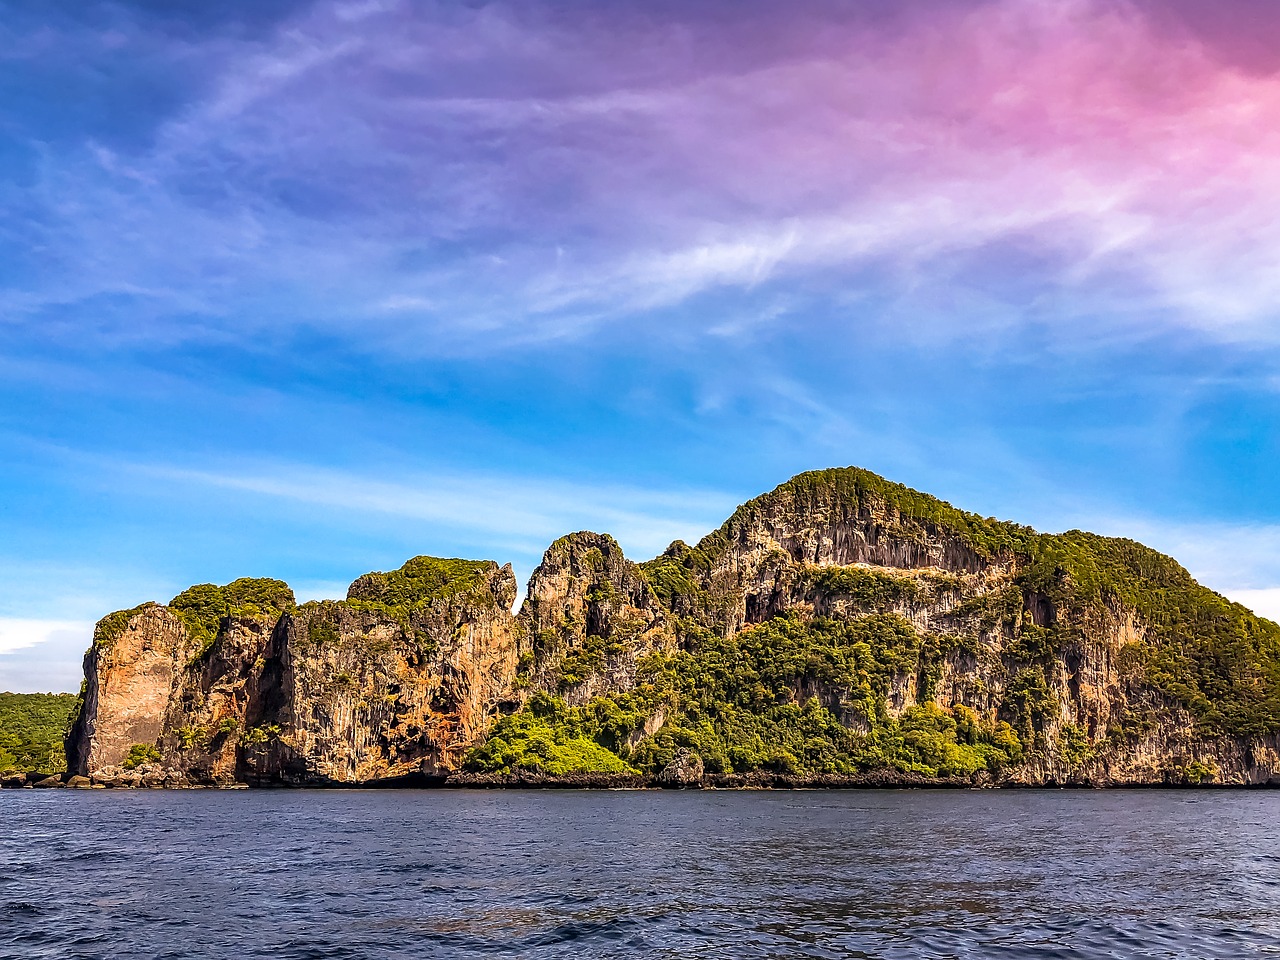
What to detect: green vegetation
<box><xmin>1014</xmin><ymin>531</ymin><xmax>1280</xmax><ymax>738</ymax></box>
<box><xmin>176</xmin><ymin>726</ymin><xmax>207</xmax><ymax>750</ymax></box>
<box><xmin>92</xmin><ymin>579</ymin><xmax>295</xmax><ymax>656</ymax></box>
<box><xmin>0</xmin><ymin>692</ymin><xmax>78</xmax><ymax>773</ymax></box>
<box><xmin>170</xmin><ymin>578</ymin><xmax>295</xmax><ymax>655</ymax></box>
<box><xmin>468</xmin><ymin>614</ymin><xmax>1021</xmax><ymax>779</ymax></box>
<box><xmin>715</xmin><ymin>467</ymin><xmax>1039</xmax><ymax>562</ymax></box>
<box><xmin>466</xmin><ymin>693</ymin><xmax>639</xmax><ymax>775</ymax></box>
<box><xmin>639</xmin><ymin>540</ymin><xmax>717</xmax><ymax>609</ymax></box>
<box><xmin>1170</xmin><ymin>758</ymin><xmax>1218</xmax><ymax>784</ymax></box>
<box><xmin>556</xmin><ymin>631</ymin><xmax>627</xmax><ymax>689</ymax></box>
<box><xmin>306</xmin><ymin>613</ymin><xmax>341</xmax><ymax>646</ymax></box>
<box><xmin>472</xmin><ymin>468</ymin><xmax>1280</xmax><ymax>778</ymax></box>
<box><xmin>691</xmin><ymin>468</ymin><xmax>1280</xmax><ymax>741</ymax></box>
<box><xmin>240</xmin><ymin>724</ymin><xmax>282</xmax><ymax>746</ymax></box>
<box><xmin>93</xmin><ymin>603</ymin><xmax>155</xmax><ymax>649</ymax></box>
<box><xmin>1055</xmin><ymin>723</ymin><xmax>1094</xmax><ymax>768</ymax></box>
<box><xmin>327</xmin><ymin>557</ymin><xmax>498</xmax><ymax>654</ymax></box>
<box><xmin>805</xmin><ymin>565</ymin><xmax>962</xmax><ymax>610</ymax></box>
<box><xmin>122</xmin><ymin>743</ymin><xmax>161</xmax><ymax>769</ymax></box>
<box><xmin>346</xmin><ymin>556</ymin><xmax>493</xmax><ymax>611</ymax></box>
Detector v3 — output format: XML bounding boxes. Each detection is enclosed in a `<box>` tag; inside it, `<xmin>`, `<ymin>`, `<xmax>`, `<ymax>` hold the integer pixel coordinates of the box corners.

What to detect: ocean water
<box><xmin>1</xmin><ymin>789</ymin><xmax>1278</xmax><ymax>959</ymax></box>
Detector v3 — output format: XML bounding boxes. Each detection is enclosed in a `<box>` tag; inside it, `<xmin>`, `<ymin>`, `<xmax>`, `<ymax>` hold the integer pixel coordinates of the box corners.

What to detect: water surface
<box><xmin>2</xmin><ymin>789</ymin><xmax>1278</xmax><ymax>958</ymax></box>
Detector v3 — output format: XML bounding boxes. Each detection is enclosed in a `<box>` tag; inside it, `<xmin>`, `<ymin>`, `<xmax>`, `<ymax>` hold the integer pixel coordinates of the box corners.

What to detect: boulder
<box><xmin>658</xmin><ymin>749</ymin><xmax>705</xmax><ymax>788</ymax></box>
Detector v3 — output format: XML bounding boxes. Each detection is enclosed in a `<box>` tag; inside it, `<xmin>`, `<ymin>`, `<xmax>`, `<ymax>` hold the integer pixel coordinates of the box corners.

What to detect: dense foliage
<box><xmin>468</xmin><ymin>615</ymin><xmax>1022</xmax><ymax>779</ymax></box>
<box><xmin>170</xmin><ymin>578</ymin><xmax>296</xmax><ymax>653</ymax></box>
<box><xmin>467</xmin><ymin>694</ymin><xmax>639</xmax><ymax>775</ymax></box>
<box><xmin>472</xmin><ymin>467</ymin><xmax>1280</xmax><ymax>777</ymax></box>
<box><xmin>346</xmin><ymin>556</ymin><xmax>493</xmax><ymax>611</ymax></box>
<box><xmin>0</xmin><ymin>692</ymin><xmax>78</xmax><ymax>773</ymax></box>
<box><xmin>1016</xmin><ymin>531</ymin><xmax>1280</xmax><ymax>738</ymax></box>
<box><xmin>93</xmin><ymin>579</ymin><xmax>295</xmax><ymax>654</ymax></box>
<box><xmin>717</xmin><ymin>469</ymin><xmax>1280</xmax><ymax>739</ymax></box>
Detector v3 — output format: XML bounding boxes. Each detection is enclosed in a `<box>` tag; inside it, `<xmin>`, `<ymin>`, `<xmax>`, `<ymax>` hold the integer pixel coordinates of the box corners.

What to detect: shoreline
<box><xmin>4</xmin><ymin>770</ymin><xmax>1277</xmax><ymax>791</ymax></box>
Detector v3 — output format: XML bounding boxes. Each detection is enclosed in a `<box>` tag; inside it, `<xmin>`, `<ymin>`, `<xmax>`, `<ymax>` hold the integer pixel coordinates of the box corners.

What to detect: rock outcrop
<box><xmin>67</xmin><ymin>560</ymin><xmax>523</xmax><ymax>785</ymax></box>
<box><xmin>520</xmin><ymin>532</ymin><xmax>676</xmax><ymax>705</ymax></box>
<box><xmin>65</xmin><ymin>467</ymin><xmax>1280</xmax><ymax>788</ymax></box>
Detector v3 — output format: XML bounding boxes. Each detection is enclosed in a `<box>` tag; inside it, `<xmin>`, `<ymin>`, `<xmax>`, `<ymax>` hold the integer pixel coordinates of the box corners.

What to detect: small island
<box><xmin>9</xmin><ymin>467</ymin><xmax>1278</xmax><ymax>790</ymax></box>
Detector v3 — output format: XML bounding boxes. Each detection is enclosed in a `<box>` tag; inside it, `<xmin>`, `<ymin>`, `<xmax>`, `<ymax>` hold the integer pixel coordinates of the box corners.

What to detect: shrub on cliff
<box><xmin>346</xmin><ymin>556</ymin><xmax>492</xmax><ymax>610</ymax></box>
<box><xmin>169</xmin><ymin>578</ymin><xmax>295</xmax><ymax>653</ymax></box>
<box><xmin>466</xmin><ymin>694</ymin><xmax>638</xmax><ymax>775</ymax></box>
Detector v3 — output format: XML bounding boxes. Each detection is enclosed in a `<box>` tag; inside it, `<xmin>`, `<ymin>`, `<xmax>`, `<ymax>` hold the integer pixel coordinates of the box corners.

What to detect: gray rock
<box><xmin>658</xmin><ymin>749</ymin><xmax>705</xmax><ymax>788</ymax></box>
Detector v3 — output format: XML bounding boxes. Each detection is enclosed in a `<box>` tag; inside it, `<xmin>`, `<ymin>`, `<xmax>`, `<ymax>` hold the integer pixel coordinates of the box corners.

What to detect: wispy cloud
<box><xmin>7</xmin><ymin>0</ymin><xmax>1280</xmax><ymax>356</ymax></box>
<box><xmin>128</xmin><ymin>459</ymin><xmax>736</xmax><ymax>563</ymax></box>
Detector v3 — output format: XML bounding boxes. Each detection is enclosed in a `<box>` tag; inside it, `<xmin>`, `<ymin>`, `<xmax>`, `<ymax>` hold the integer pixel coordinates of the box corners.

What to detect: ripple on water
<box><xmin>1</xmin><ymin>790</ymin><xmax>1279</xmax><ymax>959</ymax></box>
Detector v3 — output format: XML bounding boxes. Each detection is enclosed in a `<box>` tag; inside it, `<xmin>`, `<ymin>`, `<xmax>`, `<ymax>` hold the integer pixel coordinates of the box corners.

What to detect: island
<box><xmin>10</xmin><ymin>467</ymin><xmax>1278</xmax><ymax>789</ymax></box>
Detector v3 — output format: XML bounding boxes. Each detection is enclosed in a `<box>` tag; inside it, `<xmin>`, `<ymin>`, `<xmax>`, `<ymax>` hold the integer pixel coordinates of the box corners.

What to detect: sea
<box><xmin>1</xmin><ymin>788</ymin><xmax>1278</xmax><ymax>959</ymax></box>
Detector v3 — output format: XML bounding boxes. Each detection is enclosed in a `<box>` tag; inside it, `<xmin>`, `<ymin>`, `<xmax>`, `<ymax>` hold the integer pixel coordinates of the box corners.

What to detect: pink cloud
<box><xmin>12</xmin><ymin>0</ymin><xmax>1280</xmax><ymax>349</ymax></box>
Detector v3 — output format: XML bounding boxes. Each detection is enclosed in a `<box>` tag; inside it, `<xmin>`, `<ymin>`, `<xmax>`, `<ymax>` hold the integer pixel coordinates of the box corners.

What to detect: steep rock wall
<box><xmin>519</xmin><ymin>532</ymin><xmax>676</xmax><ymax>706</ymax></box>
<box><xmin>68</xmin><ymin>561</ymin><xmax>521</xmax><ymax>785</ymax></box>
<box><xmin>66</xmin><ymin>467</ymin><xmax>1280</xmax><ymax>788</ymax></box>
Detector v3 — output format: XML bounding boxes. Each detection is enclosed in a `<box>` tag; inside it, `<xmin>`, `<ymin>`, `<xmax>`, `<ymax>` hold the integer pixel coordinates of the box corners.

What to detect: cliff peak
<box><xmin>346</xmin><ymin>556</ymin><xmax>511</xmax><ymax>611</ymax></box>
<box><xmin>61</xmin><ymin>467</ymin><xmax>1280</xmax><ymax>789</ymax></box>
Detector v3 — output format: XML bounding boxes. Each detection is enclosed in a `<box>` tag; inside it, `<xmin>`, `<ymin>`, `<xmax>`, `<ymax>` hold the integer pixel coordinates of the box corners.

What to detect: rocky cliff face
<box><xmin>67</xmin><ymin>467</ymin><xmax>1280</xmax><ymax>787</ymax></box>
<box><xmin>67</xmin><ymin>560</ymin><xmax>522</xmax><ymax>785</ymax></box>
<box><xmin>239</xmin><ymin>563</ymin><xmax>521</xmax><ymax>784</ymax></box>
<box><xmin>520</xmin><ymin>532</ymin><xmax>675</xmax><ymax>706</ymax></box>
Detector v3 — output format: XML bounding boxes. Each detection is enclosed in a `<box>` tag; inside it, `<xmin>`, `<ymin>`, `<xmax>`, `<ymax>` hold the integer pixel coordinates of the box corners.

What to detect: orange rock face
<box><xmin>68</xmin><ymin>605</ymin><xmax>193</xmax><ymax>774</ymax></box>
<box><xmin>68</xmin><ymin>561</ymin><xmax>524</xmax><ymax>785</ymax></box>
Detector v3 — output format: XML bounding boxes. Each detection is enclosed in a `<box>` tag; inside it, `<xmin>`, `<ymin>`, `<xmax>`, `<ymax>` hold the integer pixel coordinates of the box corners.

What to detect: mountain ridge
<box><xmin>43</xmin><ymin>466</ymin><xmax>1280</xmax><ymax>788</ymax></box>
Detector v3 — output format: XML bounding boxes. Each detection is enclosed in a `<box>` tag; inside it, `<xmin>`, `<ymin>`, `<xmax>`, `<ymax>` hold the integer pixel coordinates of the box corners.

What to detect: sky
<box><xmin>4</xmin><ymin>0</ymin><xmax>1280</xmax><ymax>692</ymax></box>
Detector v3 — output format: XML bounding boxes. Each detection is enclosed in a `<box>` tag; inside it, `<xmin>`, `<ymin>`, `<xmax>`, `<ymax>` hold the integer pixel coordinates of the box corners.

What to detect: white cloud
<box><xmin>1221</xmin><ymin>588</ymin><xmax>1280</xmax><ymax>622</ymax></box>
<box><xmin>12</xmin><ymin>0</ymin><xmax>1280</xmax><ymax>355</ymax></box>
<box><xmin>0</xmin><ymin>619</ymin><xmax>93</xmax><ymax>694</ymax></box>
<box><xmin>0</xmin><ymin>619</ymin><xmax>89</xmax><ymax>656</ymax></box>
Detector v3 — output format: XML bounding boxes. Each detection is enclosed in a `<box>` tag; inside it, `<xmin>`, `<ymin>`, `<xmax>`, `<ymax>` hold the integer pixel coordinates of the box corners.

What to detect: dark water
<box><xmin>2</xmin><ymin>789</ymin><xmax>1278</xmax><ymax>959</ymax></box>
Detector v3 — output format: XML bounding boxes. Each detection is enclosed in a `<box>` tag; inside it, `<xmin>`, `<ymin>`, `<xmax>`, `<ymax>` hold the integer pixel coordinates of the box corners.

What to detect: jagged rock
<box><xmin>520</xmin><ymin>532</ymin><xmax>676</xmax><ymax>705</ymax></box>
<box><xmin>658</xmin><ymin>749</ymin><xmax>705</xmax><ymax>787</ymax></box>
<box><xmin>64</xmin><ymin>467</ymin><xmax>1280</xmax><ymax>788</ymax></box>
<box><xmin>32</xmin><ymin>775</ymin><xmax>64</xmax><ymax>788</ymax></box>
<box><xmin>68</xmin><ymin>559</ymin><xmax>523</xmax><ymax>786</ymax></box>
<box><xmin>66</xmin><ymin>775</ymin><xmax>92</xmax><ymax>789</ymax></box>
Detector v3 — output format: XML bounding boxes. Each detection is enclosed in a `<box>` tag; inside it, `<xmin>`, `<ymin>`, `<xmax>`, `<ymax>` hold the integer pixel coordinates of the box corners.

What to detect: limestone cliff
<box><xmin>519</xmin><ymin>532</ymin><xmax>676</xmax><ymax>705</ymax></box>
<box><xmin>65</xmin><ymin>467</ymin><xmax>1280</xmax><ymax>787</ymax></box>
<box><xmin>67</xmin><ymin>560</ymin><xmax>521</xmax><ymax>785</ymax></box>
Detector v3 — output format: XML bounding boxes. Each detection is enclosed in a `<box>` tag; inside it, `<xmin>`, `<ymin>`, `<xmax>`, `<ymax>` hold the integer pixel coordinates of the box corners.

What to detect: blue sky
<box><xmin>4</xmin><ymin>0</ymin><xmax>1280</xmax><ymax>691</ymax></box>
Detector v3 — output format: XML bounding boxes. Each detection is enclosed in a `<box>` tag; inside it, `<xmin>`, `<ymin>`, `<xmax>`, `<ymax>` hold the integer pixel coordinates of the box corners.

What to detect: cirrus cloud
<box><xmin>4</xmin><ymin>0</ymin><xmax>1280</xmax><ymax>355</ymax></box>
